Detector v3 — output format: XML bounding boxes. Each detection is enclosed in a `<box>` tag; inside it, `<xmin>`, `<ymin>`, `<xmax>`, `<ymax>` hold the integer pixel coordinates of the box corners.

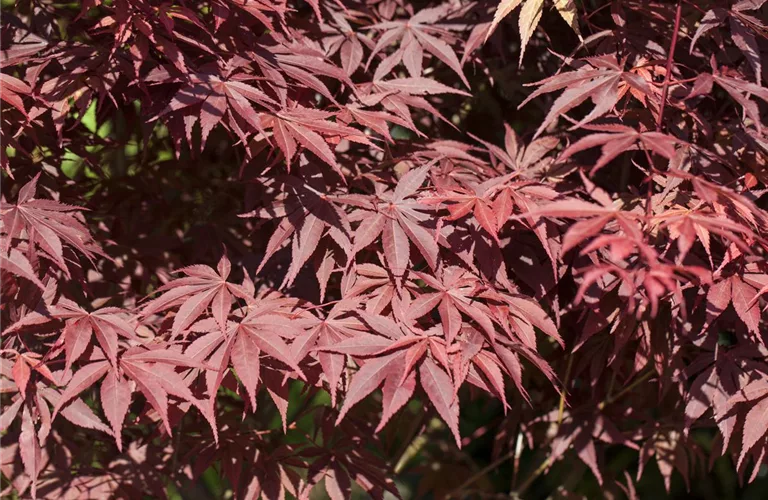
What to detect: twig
<box><xmin>445</xmin><ymin>451</ymin><xmax>516</xmax><ymax>499</ymax></box>
<box><xmin>656</xmin><ymin>0</ymin><xmax>684</xmax><ymax>132</ymax></box>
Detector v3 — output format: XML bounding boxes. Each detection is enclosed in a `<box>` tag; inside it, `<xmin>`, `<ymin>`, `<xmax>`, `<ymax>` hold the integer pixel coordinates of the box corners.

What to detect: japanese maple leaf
<box><xmin>710</xmin><ymin>73</ymin><xmax>768</xmax><ymax>134</ymax></box>
<box><xmin>487</xmin><ymin>0</ymin><xmax>580</xmax><ymax>62</ymax></box>
<box><xmin>214</xmin><ymin>0</ymin><xmax>285</xmax><ymax>31</ymax></box>
<box><xmin>575</xmin><ymin>256</ymin><xmax>710</xmax><ymax>318</ymax></box>
<box><xmin>350</xmin><ymin>165</ymin><xmax>439</xmax><ymax>278</ymax></box>
<box><xmin>472</xmin><ymin>123</ymin><xmax>560</xmax><ymax>176</ymax></box>
<box><xmin>341</xmin><ymin>262</ymin><xmax>421</xmax><ymax>315</ymax></box>
<box><xmin>683</xmin><ymin>343</ymin><xmax>764</xmax><ymax>450</ymax></box>
<box><xmin>243</xmin><ymin>175</ymin><xmax>353</xmax><ymax>287</ymax></box>
<box><xmin>289</xmin><ymin>298</ymin><xmax>368</xmax><ymax>406</ymax></box>
<box><xmin>52</xmin><ymin>345</ymin><xmax>215</xmax><ymax>449</ymax></box>
<box><xmin>367</xmin><ymin>6</ymin><xmax>470</xmax><ymax>87</ymax></box>
<box><xmin>636</xmin><ymin>427</ymin><xmax>702</xmax><ymax>493</ymax></box>
<box><xmin>705</xmin><ymin>275</ymin><xmax>762</xmax><ymax>335</ymax></box>
<box><xmin>421</xmin><ymin>174</ymin><xmax>513</xmax><ymax>243</ymax></box>
<box><xmin>49</xmin><ymin>297</ymin><xmax>139</xmax><ymax>371</ymax></box>
<box><xmin>151</xmin><ymin>70</ymin><xmax>277</xmax><ymax>151</ymax></box>
<box><xmin>261</xmin><ymin>104</ymin><xmax>371</xmax><ymax>176</ymax></box>
<box><xmin>1</xmin><ymin>174</ymin><xmax>104</xmax><ymax>273</ymax></box>
<box><xmin>447</xmin><ymin>328</ymin><xmax>511</xmax><ymax>408</ymax></box>
<box><xmin>357</xmin><ymin>77</ymin><xmax>470</xmax><ymax>130</ymax></box>
<box><xmin>653</xmin><ymin>206</ymin><xmax>755</xmax><ymax>266</ymax></box>
<box><xmin>1</xmin><ymin>250</ymin><xmax>44</xmax><ymax>291</ymax></box>
<box><xmin>721</xmin><ymin>374</ymin><xmax>768</xmax><ymax>466</ymax></box>
<box><xmin>302</xmin><ymin>411</ymin><xmax>402</xmax><ymax>499</ymax></box>
<box><xmin>558</xmin><ymin>124</ymin><xmax>680</xmax><ymax>174</ymax></box>
<box><xmin>690</xmin><ymin>0</ymin><xmax>766</xmax><ymax>84</ymax></box>
<box><xmin>513</xmin><ymin>192</ymin><xmax>645</xmax><ymax>259</ymax></box>
<box><xmin>412</xmin><ymin>266</ymin><xmax>499</xmax><ymax>344</ymax></box>
<box><xmin>318</xmin><ymin>313</ymin><xmax>461</xmax><ymax>445</ymax></box>
<box><xmin>0</xmin><ymin>73</ymin><xmax>31</xmax><ymax>117</ymax></box>
<box><xmin>520</xmin><ymin>54</ymin><xmax>656</xmax><ymax>138</ymax></box>
<box><xmin>140</xmin><ymin>253</ymin><xmax>253</xmax><ymax>339</ymax></box>
<box><xmin>337</xmin><ymin>104</ymin><xmax>416</xmax><ymax>143</ymax></box>
<box><xmin>547</xmin><ymin>410</ymin><xmax>638</xmax><ymax>485</ymax></box>
<box><xmin>320</xmin><ymin>10</ymin><xmax>375</xmax><ymax>76</ymax></box>
<box><xmin>184</xmin><ymin>306</ymin><xmax>307</xmax><ymax>426</ymax></box>
<box><xmin>93</xmin><ymin>2</ymin><xmax>214</xmax><ymax>75</ymax></box>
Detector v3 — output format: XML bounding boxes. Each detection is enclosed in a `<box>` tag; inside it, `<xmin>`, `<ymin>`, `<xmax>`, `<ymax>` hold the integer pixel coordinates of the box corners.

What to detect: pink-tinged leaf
<box><xmin>64</xmin><ymin>319</ymin><xmax>91</xmax><ymax>371</ymax></box>
<box><xmin>399</xmin><ymin>215</ymin><xmax>439</xmax><ymax>269</ymax></box>
<box><xmin>100</xmin><ymin>372</ymin><xmax>133</xmax><ymax>452</ymax></box>
<box><xmin>518</xmin><ymin>0</ymin><xmax>545</xmax><ymax>64</ymax></box>
<box><xmin>123</xmin><ymin>349</ymin><xmax>211</xmax><ymax>370</ymax></box>
<box><xmin>120</xmin><ymin>361</ymin><xmax>172</xmax><ymax>435</ymax></box>
<box><xmin>200</xmin><ymin>92</ymin><xmax>227</xmax><ymax>148</ymax></box>
<box><xmin>382</xmin><ymin>217</ymin><xmax>410</xmax><ymax>277</ymax></box>
<box><xmin>359</xmin><ymin>311</ymin><xmax>404</xmax><ymax>339</ymax></box>
<box><xmin>315</xmin><ymin>333</ymin><xmax>395</xmax><ymax>356</ymax></box>
<box><xmin>486</xmin><ymin>0</ymin><xmax>524</xmax><ymax>41</ymax></box>
<box><xmin>394</xmin><ymin>164</ymin><xmax>431</xmax><ymax>201</ymax></box>
<box><xmin>324</xmin><ymin>462</ymin><xmax>352</xmax><ymax>500</ymax></box>
<box><xmin>353</xmin><ymin>213</ymin><xmax>386</xmax><ymax>253</ymax></box>
<box><xmin>376</xmin><ymin>369</ymin><xmax>416</xmax><ymax>432</ymax></box>
<box><xmin>0</xmin><ymin>73</ymin><xmax>31</xmax><ymax>116</ymax></box>
<box><xmin>507</xmin><ymin>296</ymin><xmax>562</xmax><ymax>346</ymax></box>
<box><xmin>575</xmin><ymin>436</ymin><xmax>603</xmax><ymax>485</ymax></box>
<box><xmin>12</xmin><ymin>356</ymin><xmax>31</xmax><ymax>397</ymax></box>
<box><xmin>472</xmin><ymin>352</ymin><xmax>507</xmax><ymax>407</ymax></box>
<box><xmin>244</xmin><ymin>326</ymin><xmax>306</xmax><ymax>380</ymax></box>
<box><xmin>731</xmin><ymin>277</ymin><xmax>760</xmax><ymax>334</ymax></box>
<box><xmin>211</xmin><ymin>287</ymin><xmax>231</xmax><ymax>334</ymax></box>
<box><xmin>0</xmin><ymin>398</ymin><xmax>22</xmax><ymax>431</ymax></box>
<box><xmin>411</xmin><ymin>30</ymin><xmax>469</xmax><ymax>88</ymax></box>
<box><xmin>2</xmin><ymin>250</ymin><xmax>44</xmax><ymax>289</ymax></box>
<box><xmin>419</xmin><ymin>357</ymin><xmax>460</xmax><ymax>447</ymax></box>
<box><xmin>60</xmin><ymin>397</ymin><xmax>112</xmax><ymax>436</ymax></box>
<box><xmin>286</xmin><ymin>122</ymin><xmax>340</xmax><ymax>173</ymax></box>
<box><xmin>337</xmin><ymin>353</ymin><xmax>400</xmax><ymax>424</ymax></box>
<box><xmin>402</xmin><ymin>33</ymin><xmax>424</xmax><ymax>78</ymax></box>
<box><xmin>690</xmin><ymin>8</ymin><xmax>727</xmax><ymax>53</ymax></box>
<box><xmin>705</xmin><ymin>279</ymin><xmax>731</xmax><ymax>330</ymax></box>
<box><xmin>473</xmin><ymin>201</ymin><xmax>498</xmax><ymax>241</ymax></box>
<box><xmin>262</xmin><ymin>370</ymin><xmax>291</xmax><ymax>432</ymax></box>
<box><xmin>375</xmin><ymin>77</ymin><xmax>471</xmax><ymax>96</ymax></box>
<box><xmin>741</xmin><ymin>396</ymin><xmax>768</xmax><ymax>464</ymax></box>
<box><xmin>19</xmin><ymin>407</ymin><xmax>41</xmax><ymax>499</ymax></box>
<box><xmin>53</xmin><ymin>361</ymin><xmax>110</xmax><ymax>417</ymax></box>
<box><xmin>341</xmin><ymin>38</ymin><xmax>364</xmax><ymax>76</ymax></box>
<box><xmin>171</xmin><ymin>287</ymin><xmax>218</xmax><ymax>338</ymax></box>
<box><xmin>231</xmin><ymin>331</ymin><xmax>261</xmax><ymax>409</ymax></box>
<box><xmin>438</xmin><ymin>299</ymin><xmax>462</xmax><ymax>344</ymax></box>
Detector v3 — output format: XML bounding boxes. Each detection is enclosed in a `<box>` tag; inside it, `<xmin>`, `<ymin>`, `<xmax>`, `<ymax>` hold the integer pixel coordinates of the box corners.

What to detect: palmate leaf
<box><xmin>0</xmin><ymin>73</ymin><xmax>32</xmax><ymax>117</ymax></box>
<box><xmin>140</xmin><ymin>253</ymin><xmax>253</xmax><ymax>338</ymax></box>
<box><xmin>52</xmin><ymin>345</ymin><xmax>216</xmax><ymax>446</ymax></box>
<box><xmin>0</xmin><ymin>174</ymin><xmax>105</xmax><ymax>274</ymax></box>
<box><xmin>367</xmin><ymin>6</ymin><xmax>470</xmax><ymax>87</ymax></box>
<box><xmin>486</xmin><ymin>0</ymin><xmax>580</xmax><ymax>62</ymax></box>
<box><xmin>350</xmin><ymin>165</ymin><xmax>439</xmax><ymax>279</ymax></box>
<box><xmin>690</xmin><ymin>0</ymin><xmax>766</xmax><ymax>84</ymax></box>
<box><xmin>520</xmin><ymin>55</ymin><xmax>656</xmax><ymax>138</ymax></box>
<box><xmin>558</xmin><ymin>125</ymin><xmax>680</xmax><ymax>174</ymax></box>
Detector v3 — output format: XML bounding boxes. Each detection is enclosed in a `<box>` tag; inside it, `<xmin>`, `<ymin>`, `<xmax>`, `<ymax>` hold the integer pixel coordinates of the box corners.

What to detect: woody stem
<box><xmin>656</xmin><ymin>0</ymin><xmax>683</xmax><ymax>132</ymax></box>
